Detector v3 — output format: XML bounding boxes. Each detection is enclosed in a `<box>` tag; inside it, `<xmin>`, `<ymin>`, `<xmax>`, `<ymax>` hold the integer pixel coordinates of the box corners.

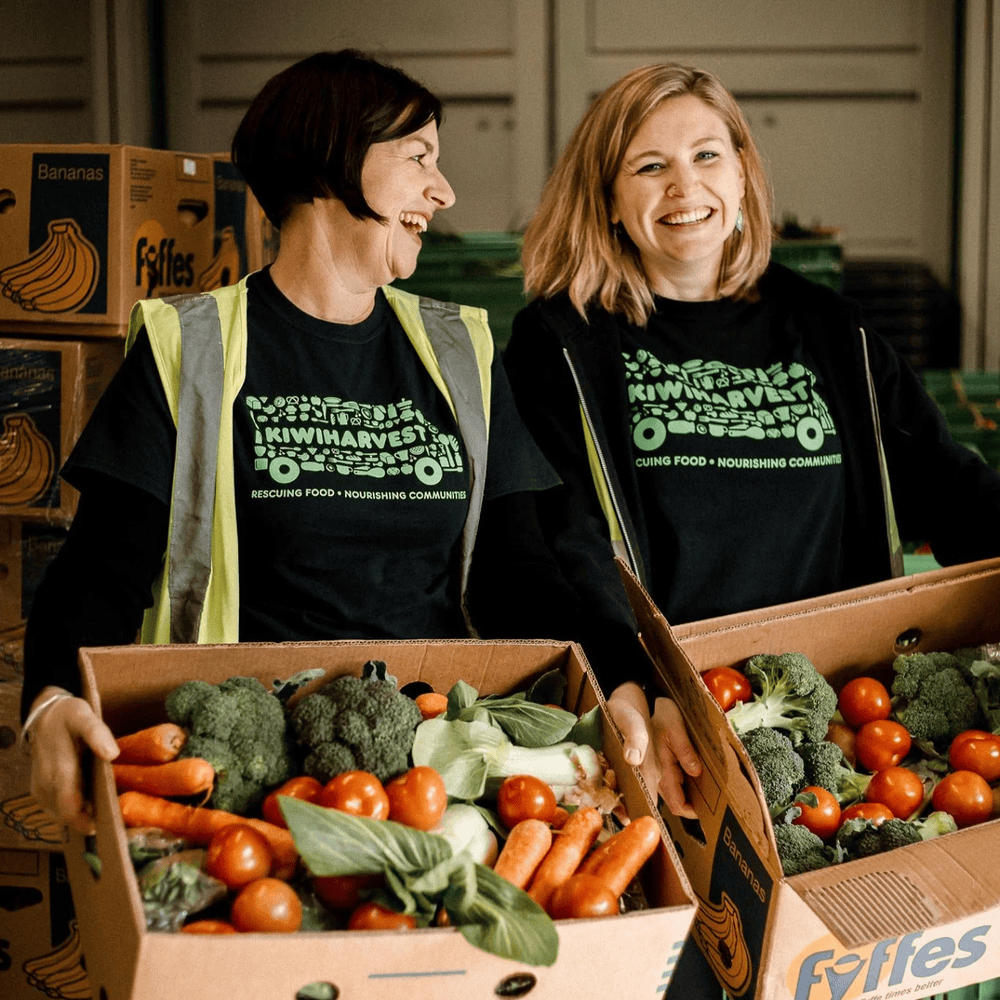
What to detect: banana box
<box><xmin>617</xmin><ymin>557</ymin><xmax>1000</xmax><ymax>1000</ymax></box>
<box><xmin>0</xmin><ymin>337</ymin><xmax>123</xmax><ymax>523</ymax></box>
<box><xmin>209</xmin><ymin>154</ymin><xmax>278</xmax><ymax>278</ymax></box>
<box><xmin>0</xmin><ymin>518</ymin><xmax>68</xmax><ymax>629</ymax></box>
<box><xmin>0</xmin><ymin>850</ymin><xmax>89</xmax><ymax>1000</ymax></box>
<box><xmin>0</xmin><ymin>144</ymin><xmax>221</xmax><ymax>330</ymax></box>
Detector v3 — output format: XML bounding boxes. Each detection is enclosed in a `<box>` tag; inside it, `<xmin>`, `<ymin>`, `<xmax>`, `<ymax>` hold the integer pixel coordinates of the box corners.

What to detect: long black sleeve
<box><xmin>20</xmin><ymin>474</ymin><xmax>168</xmax><ymax>720</ymax></box>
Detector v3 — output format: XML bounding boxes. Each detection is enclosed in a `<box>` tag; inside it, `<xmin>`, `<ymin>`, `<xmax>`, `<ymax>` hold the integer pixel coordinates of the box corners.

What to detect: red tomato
<box><xmin>347</xmin><ymin>901</ymin><xmax>417</xmax><ymax>930</ymax></box>
<box><xmin>932</xmin><ymin>770</ymin><xmax>994</xmax><ymax>828</ymax></box>
<box><xmin>825</xmin><ymin>722</ymin><xmax>858</xmax><ymax>767</ymax></box>
<box><xmin>840</xmin><ymin>802</ymin><xmax>894</xmax><ymax>826</ymax></box>
<box><xmin>261</xmin><ymin>775</ymin><xmax>324</xmax><ymax>828</ymax></box>
<box><xmin>180</xmin><ymin>919</ymin><xmax>238</xmax><ymax>934</ymax></box>
<box><xmin>319</xmin><ymin>771</ymin><xmax>390</xmax><ymax>820</ymax></box>
<box><xmin>864</xmin><ymin>766</ymin><xmax>925</xmax><ymax>819</ymax></box>
<box><xmin>546</xmin><ymin>874</ymin><xmax>619</xmax><ymax>920</ymax></box>
<box><xmin>837</xmin><ymin>676</ymin><xmax>892</xmax><ymax>729</ymax></box>
<box><xmin>702</xmin><ymin>666</ymin><xmax>752</xmax><ymax>712</ymax></box>
<box><xmin>204</xmin><ymin>824</ymin><xmax>273</xmax><ymax>889</ymax></box>
<box><xmin>385</xmin><ymin>766</ymin><xmax>448</xmax><ymax>830</ymax></box>
<box><xmin>496</xmin><ymin>774</ymin><xmax>558</xmax><ymax>828</ymax></box>
<box><xmin>949</xmin><ymin>730</ymin><xmax>1000</xmax><ymax>783</ymax></box>
<box><xmin>855</xmin><ymin>719</ymin><xmax>912</xmax><ymax>772</ymax></box>
<box><xmin>312</xmin><ymin>873</ymin><xmax>384</xmax><ymax>911</ymax></box>
<box><xmin>792</xmin><ymin>786</ymin><xmax>842</xmax><ymax>840</ymax></box>
<box><xmin>230</xmin><ymin>877</ymin><xmax>302</xmax><ymax>933</ymax></box>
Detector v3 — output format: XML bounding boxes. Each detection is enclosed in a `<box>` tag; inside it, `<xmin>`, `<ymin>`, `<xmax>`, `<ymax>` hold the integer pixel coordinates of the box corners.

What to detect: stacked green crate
<box><xmin>394</xmin><ymin>233</ymin><xmax>526</xmax><ymax>351</ymax></box>
<box><xmin>922</xmin><ymin>369</ymin><xmax>1000</xmax><ymax>469</ymax></box>
<box><xmin>770</xmin><ymin>238</ymin><xmax>843</xmax><ymax>291</ymax></box>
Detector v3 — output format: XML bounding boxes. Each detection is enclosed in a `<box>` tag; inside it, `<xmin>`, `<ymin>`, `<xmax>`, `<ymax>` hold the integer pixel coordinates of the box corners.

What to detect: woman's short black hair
<box><xmin>231</xmin><ymin>49</ymin><xmax>443</xmax><ymax>228</ymax></box>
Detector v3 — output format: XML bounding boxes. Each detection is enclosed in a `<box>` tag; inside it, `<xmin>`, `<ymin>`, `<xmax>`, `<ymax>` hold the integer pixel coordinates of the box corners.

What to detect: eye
<box><xmin>695</xmin><ymin>150</ymin><xmax>720</xmax><ymax>162</ymax></box>
<box><xmin>635</xmin><ymin>162</ymin><xmax>664</xmax><ymax>174</ymax></box>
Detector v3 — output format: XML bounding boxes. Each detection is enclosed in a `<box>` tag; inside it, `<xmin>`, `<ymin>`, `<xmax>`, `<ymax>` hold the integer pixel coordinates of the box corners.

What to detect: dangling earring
<box><xmin>734</xmin><ymin>207</ymin><xmax>745</xmax><ymax>234</ymax></box>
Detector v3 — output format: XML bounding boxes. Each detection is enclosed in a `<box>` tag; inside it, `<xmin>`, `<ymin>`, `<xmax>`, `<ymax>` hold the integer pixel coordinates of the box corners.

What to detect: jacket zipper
<box><xmin>562</xmin><ymin>347</ymin><xmax>642</xmax><ymax>579</ymax></box>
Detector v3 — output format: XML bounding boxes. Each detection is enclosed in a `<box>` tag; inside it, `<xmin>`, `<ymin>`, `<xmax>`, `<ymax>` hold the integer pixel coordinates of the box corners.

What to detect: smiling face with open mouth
<box><xmin>611</xmin><ymin>93</ymin><xmax>746</xmax><ymax>300</ymax></box>
<box><xmin>356</xmin><ymin>119</ymin><xmax>455</xmax><ymax>285</ymax></box>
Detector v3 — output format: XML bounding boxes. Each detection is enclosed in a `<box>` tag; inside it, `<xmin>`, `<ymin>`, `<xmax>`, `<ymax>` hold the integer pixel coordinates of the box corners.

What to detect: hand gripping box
<box><xmin>618</xmin><ymin>557</ymin><xmax>1000</xmax><ymax>1000</ymax></box>
<box><xmin>63</xmin><ymin>639</ymin><xmax>696</xmax><ymax>1000</ymax></box>
<box><xmin>0</xmin><ymin>145</ymin><xmax>218</xmax><ymax>331</ymax></box>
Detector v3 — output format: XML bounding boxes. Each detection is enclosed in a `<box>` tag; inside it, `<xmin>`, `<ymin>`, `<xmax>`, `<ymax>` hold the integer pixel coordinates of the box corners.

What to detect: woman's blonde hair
<box><xmin>523</xmin><ymin>63</ymin><xmax>774</xmax><ymax>324</ymax></box>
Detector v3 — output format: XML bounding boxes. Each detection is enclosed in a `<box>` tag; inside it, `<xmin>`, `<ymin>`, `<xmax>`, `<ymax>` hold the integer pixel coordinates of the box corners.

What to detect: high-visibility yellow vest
<box><xmin>127</xmin><ymin>277</ymin><xmax>494</xmax><ymax>644</ymax></box>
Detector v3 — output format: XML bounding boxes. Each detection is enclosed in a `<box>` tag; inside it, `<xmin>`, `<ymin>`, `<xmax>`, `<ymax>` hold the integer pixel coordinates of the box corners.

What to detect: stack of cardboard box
<box><xmin>0</xmin><ymin>143</ymin><xmax>263</xmax><ymax>1000</ymax></box>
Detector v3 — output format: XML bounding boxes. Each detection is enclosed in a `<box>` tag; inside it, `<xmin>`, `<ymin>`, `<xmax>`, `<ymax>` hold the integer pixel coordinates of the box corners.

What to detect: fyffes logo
<box><xmin>133</xmin><ymin>219</ymin><xmax>195</xmax><ymax>296</ymax></box>
<box><xmin>789</xmin><ymin>926</ymin><xmax>990</xmax><ymax>1000</ymax></box>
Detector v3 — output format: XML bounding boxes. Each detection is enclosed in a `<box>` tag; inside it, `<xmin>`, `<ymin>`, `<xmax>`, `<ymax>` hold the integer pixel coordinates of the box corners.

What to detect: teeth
<box><xmin>400</xmin><ymin>212</ymin><xmax>428</xmax><ymax>233</ymax></box>
<box><xmin>663</xmin><ymin>208</ymin><xmax>711</xmax><ymax>225</ymax></box>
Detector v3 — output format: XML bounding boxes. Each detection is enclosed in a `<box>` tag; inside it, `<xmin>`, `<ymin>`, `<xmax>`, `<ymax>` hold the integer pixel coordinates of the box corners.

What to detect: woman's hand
<box><xmin>606</xmin><ymin>681</ymin><xmax>702</xmax><ymax>819</ymax></box>
<box><xmin>27</xmin><ymin>687</ymin><xmax>120</xmax><ymax>836</ymax></box>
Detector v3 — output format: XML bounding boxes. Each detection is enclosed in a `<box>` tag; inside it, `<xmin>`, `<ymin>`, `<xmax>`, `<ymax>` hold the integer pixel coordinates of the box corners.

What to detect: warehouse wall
<box><xmin>2</xmin><ymin>0</ymin><xmax>981</xmax><ymax>358</ymax></box>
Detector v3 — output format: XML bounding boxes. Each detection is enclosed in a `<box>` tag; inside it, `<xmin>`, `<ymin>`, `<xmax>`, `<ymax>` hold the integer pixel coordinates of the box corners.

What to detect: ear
<box><xmin>738</xmin><ymin>149</ymin><xmax>747</xmax><ymax>200</ymax></box>
<box><xmin>609</xmin><ymin>200</ymin><xmax>620</xmax><ymax>226</ymax></box>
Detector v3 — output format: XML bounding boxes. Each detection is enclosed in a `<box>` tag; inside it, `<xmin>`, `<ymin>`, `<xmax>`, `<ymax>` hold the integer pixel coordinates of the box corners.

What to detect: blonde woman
<box><xmin>504</xmin><ymin>63</ymin><xmax>1000</xmax><ymax>821</ymax></box>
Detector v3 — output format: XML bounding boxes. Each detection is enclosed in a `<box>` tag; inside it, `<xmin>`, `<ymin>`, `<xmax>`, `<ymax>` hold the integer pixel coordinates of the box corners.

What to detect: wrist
<box><xmin>21</xmin><ymin>688</ymin><xmax>75</xmax><ymax>746</ymax></box>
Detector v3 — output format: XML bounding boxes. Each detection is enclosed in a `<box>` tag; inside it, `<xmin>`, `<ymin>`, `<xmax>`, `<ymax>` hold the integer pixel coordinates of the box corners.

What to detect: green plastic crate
<box><xmin>770</xmin><ymin>238</ymin><xmax>843</xmax><ymax>291</ymax></box>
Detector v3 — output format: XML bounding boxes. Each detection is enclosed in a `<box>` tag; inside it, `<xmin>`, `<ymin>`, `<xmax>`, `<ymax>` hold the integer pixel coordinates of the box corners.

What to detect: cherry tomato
<box><xmin>792</xmin><ymin>786</ymin><xmax>842</xmax><ymax>840</ymax></box>
<box><xmin>230</xmin><ymin>877</ymin><xmax>302</xmax><ymax>933</ymax></box>
<box><xmin>385</xmin><ymin>766</ymin><xmax>448</xmax><ymax>830</ymax></box>
<box><xmin>702</xmin><ymin>666</ymin><xmax>752</xmax><ymax>712</ymax></box>
<box><xmin>840</xmin><ymin>801</ymin><xmax>894</xmax><ymax>826</ymax></box>
<box><xmin>319</xmin><ymin>771</ymin><xmax>390</xmax><ymax>820</ymax></box>
<box><xmin>949</xmin><ymin>730</ymin><xmax>1000</xmax><ymax>783</ymax></box>
<box><xmin>932</xmin><ymin>770</ymin><xmax>994</xmax><ymax>828</ymax></box>
<box><xmin>347</xmin><ymin>901</ymin><xmax>417</xmax><ymax>930</ymax></box>
<box><xmin>261</xmin><ymin>775</ymin><xmax>324</xmax><ymax>828</ymax></box>
<box><xmin>855</xmin><ymin>719</ymin><xmax>911</xmax><ymax>772</ymax></box>
<box><xmin>180</xmin><ymin>919</ymin><xmax>238</xmax><ymax>934</ymax></box>
<box><xmin>864</xmin><ymin>766</ymin><xmax>925</xmax><ymax>819</ymax></box>
<box><xmin>825</xmin><ymin>722</ymin><xmax>857</xmax><ymax>767</ymax></box>
<box><xmin>547</xmin><ymin>874</ymin><xmax>619</xmax><ymax>920</ymax></box>
<box><xmin>496</xmin><ymin>774</ymin><xmax>558</xmax><ymax>828</ymax></box>
<box><xmin>312</xmin><ymin>873</ymin><xmax>384</xmax><ymax>911</ymax></box>
<box><xmin>204</xmin><ymin>824</ymin><xmax>273</xmax><ymax>889</ymax></box>
<box><xmin>837</xmin><ymin>676</ymin><xmax>892</xmax><ymax>729</ymax></box>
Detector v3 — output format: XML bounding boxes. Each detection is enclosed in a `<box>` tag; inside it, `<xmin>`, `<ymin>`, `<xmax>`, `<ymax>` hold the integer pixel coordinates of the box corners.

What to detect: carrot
<box><xmin>115</xmin><ymin>723</ymin><xmax>187</xmax><ymax>765</ymax></box>
<box><xmin>118</xmin><ymin>790</ymin><xmax>299</xmax><ymax>878</ymax></box>
<box><xmin>493</xmin><ymin>819</ymin><xmax>552</xmax><ymax>890</ymax></box>
<box><xmin>526</xmin><ymin>805</ymin><xmax>602</xmax><ymax>910</ymax></box>
<box><xmin>112</xmin><ymin>758</ymin><xmax>216</xmax><ymax>798</ymax></box>
<box><xmin>414</xmin><ymin>692</ymin><xmax>449</xmax><ymax>720</ymax></box>
<box><xmin>580</xmin><ymin>815</ymin><xmax>660</xmax><ymax>897</ymax></box>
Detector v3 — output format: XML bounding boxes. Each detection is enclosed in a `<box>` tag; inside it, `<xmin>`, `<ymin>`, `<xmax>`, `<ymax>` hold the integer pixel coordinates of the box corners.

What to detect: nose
<box><xmin>429</xmin><ymin>166</ymin><xmax>456</xmax><ymax>210</ymax></box>
<box><xmin>666</xmin><ymin>163</ymin><xmax>696</xmax><ymax>198</ymax></box>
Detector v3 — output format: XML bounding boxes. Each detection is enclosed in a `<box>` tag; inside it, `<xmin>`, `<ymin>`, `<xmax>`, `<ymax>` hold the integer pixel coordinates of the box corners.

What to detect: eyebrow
<box><xmin>403</xmin><ymin>136</ymin><xmax>436</xmax><ymax>156</ymax></box>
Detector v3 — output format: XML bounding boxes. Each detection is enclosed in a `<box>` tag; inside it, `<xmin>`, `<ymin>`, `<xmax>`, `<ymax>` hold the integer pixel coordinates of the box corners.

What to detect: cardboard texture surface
<box><xmin>0</xmin><ymin>518</ymin><xmax>69</xmax><ymax>627</ymax></box>
<box><xmin>0</xmin><ymin>336</ymin><xmax>122</xmax><ymax>521</ymax></box>
<box><xmin>0</xmin><ymin>850</ymin><xmax>90</xmax><ymax>1000</ymax></box>
<box><xmin>618</xmin><ymin>556</ymin><xmax>1000</xmax><ymax>1000</ymax></box>
<box><xmin>64</xmin><ymin>639</ymin><xmax>696</xmax><ymax>1000</ymax></box>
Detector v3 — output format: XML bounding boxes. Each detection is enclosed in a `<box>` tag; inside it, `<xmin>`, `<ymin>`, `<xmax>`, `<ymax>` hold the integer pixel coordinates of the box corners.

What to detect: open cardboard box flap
<box><xmin>615</xmin><ymin>556</ymin><xmax>1000</xmax><ymax>998</ymax></box>
<box><xmin>66</xmin><ymin>638</ymin><xmax>697</xmax><ymax>1000</ymax></box>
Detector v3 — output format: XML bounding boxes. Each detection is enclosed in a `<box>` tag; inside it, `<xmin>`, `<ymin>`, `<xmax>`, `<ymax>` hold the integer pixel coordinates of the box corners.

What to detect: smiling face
<box><xmin>355</xmin><ymin>119</ymin><xmax>455</xmax><ymax>284</ymax></box>
<box><xmin>611</xmin><ymin>93</ymin><xmax>746</xmax><ymax>300</ymax></box>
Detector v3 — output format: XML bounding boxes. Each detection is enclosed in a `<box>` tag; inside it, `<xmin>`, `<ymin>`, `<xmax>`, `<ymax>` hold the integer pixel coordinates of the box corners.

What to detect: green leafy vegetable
<box><xmin>281</xmin><ymin>797</ymin><xmax>558</xmax><ymax>966</ymax></box>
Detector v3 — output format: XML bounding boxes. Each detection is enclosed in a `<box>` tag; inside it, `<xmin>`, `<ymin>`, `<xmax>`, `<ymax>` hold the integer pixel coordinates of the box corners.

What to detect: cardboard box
<box><xmin>63</xmin><ymin>639</ymin><xmax>697</xmax><ymax>1000</ymax></box>
<box><xmin>210</xmin><ymin>154</ymin><xmax>277</xmax><ymax>276</ymax></box>
<box><xmin>619</xmin><ymin>557</ymin><xmax>1000</xmax><ymax>1000</ymax></box>
<box><xmin>0</xmin><ymin>144</ymin><xmax>218</xmax><ymax>330</ymax></box>
<box><xmin>0</xmin><ymin>336</ymin><xmax>122</xmax><ymax>522</ymax></box>
<box><xmin>0</xmin><ymin>850</ymin><xmax>90</xmax><ymax>1000</ymax></box>
<box><xmin>0</xmin><ymin>518</ymin><xmax>69</xmax><ymax>628</ymax></box>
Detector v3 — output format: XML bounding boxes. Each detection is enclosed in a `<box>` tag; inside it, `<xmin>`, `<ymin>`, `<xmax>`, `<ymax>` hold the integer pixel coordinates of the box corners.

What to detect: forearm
<box><xmin>21</xmin><ymin>477</ymin><xmax>168</xmax><ymax>720</ymax></box>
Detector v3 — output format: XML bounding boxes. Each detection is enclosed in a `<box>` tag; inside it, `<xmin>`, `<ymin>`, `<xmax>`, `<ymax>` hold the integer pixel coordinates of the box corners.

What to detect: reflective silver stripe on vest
<box><xmin>416</xmin><ymin>296</ymin><xmax>489</xmax><ymax>634</ymax></box>
<box><xmin>168</xmin><ymin>294</ymin><xmax>224</xmax><ymax>643</ymax></box>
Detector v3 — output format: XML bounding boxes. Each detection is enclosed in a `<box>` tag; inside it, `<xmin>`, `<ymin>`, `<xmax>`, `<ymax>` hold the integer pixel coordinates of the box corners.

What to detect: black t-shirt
<box><xmin>621</xmin><ymin>293</ymin><xmax>846</xmax><ymax>623</ymax></box>
<box><xmin>64</xmin><ymin>268</ymin><xmax>556</xmax><ymax>641</ymax></box>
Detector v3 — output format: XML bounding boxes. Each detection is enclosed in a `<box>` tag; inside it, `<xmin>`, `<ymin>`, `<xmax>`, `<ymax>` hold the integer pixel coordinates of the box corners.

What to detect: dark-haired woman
<box><xmin>21</xmin><ymin>50</ymin><xmax>563</xmax><ymax>834</ymax></box>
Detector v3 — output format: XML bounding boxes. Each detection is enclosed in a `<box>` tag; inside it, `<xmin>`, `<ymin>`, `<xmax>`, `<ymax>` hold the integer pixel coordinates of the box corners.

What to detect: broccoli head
<box><xmin>740</xmin><ymin>726</ymin><xmax>805</xmax><ymax>810</ymax></box>
<box><xmin>890</xmin><ymin>652</ymin><xmax>983</xmax><ymax>749</ymax></box>
<box><xmin>165</xmin><ymin>675</ymin><xmax>297</xmax><ymax>814</ymax></box>
<box><xmin>795</xmin><ymin>739</ymin><xmax>871</xmax><ymax>805</ymax></box>
<box><xmin>955</xmin><ymin>648</ymin><xmax>1000</xmax><ymax>733</ymax></box>
<box><xmin>773</xmin><ymin>821</ymin><xmax>835</xmax><ymax>876</ymax></box>
<box><xmin>834</xmin><ymin>816</ymin><xmax>922</xmax><ymax>860</ymax></box>
<box><xmin>726</xmin><ymin>652</ymin><xmax>837</xmax><ymax>745</ymax></box>
<box><xmin>290</xmin><ymin>669</ymin><xmax>423</xmax><ymax>784</ymax></box>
